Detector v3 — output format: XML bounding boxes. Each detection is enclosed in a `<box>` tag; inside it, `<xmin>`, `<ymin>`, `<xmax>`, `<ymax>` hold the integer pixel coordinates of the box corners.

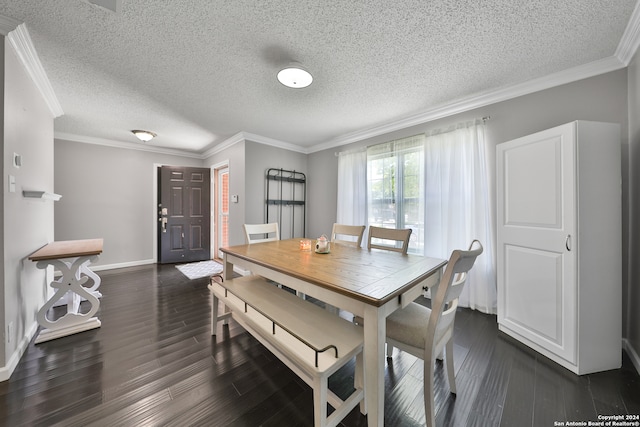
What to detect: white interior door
<box><xmin>497</xmin><ymin>123</ymin><xmax>577</xmax><ymax>364</ymax></box>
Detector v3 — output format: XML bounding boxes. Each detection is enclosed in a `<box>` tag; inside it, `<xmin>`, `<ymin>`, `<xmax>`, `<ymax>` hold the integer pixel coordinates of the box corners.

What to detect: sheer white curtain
<box><xmin>336</xmin><ymin>148</ymin><xmax>367</xmax><ymax>229</ymax></box>
<box><xmin>424</xmin><ymin>121</ymin><xmax>497</xmax><ymax>313</ymax></box>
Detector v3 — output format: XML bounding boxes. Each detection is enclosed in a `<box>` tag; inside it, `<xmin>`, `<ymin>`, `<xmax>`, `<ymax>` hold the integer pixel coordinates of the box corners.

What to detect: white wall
<box><xmin>54</xmin><ymin>139</ymin><xmax>203</xmax><ymax>268</ymax></box>
<box><xmin>1</xmin><ymin>38</ymin><xmax>55</xmax><ymax>378</ymax></box>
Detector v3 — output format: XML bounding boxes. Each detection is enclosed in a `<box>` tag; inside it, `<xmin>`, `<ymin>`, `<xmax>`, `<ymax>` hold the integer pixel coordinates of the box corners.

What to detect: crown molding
<box><xmin>242</xmin><ymin>132</ymin><xmax>308</xmax><ymax>154</ymax></box>
<box><xmin>201</xmin><ymin>131</ymin><xmax>308</xmax><ymax>158</ymax></box>
<box><xmin>0</xmin><ymin>14</ymin><xmax>20</xmax><ymax>35</ymax></box>
<box><xmin>55</xmin><ymin>132</ymin><xmax>204</xmax><ymax>159</ymax></box>
<box><xmin>25</xmin><ymin>7</ymin><xmax>640</xmax><ymax>158</ymax></box>
<box><xmin>308</xmin><ymin>55</ymin><xmax>626</xmax><ymax>153</ymax></box>
<box><xmin>7</xmin><ymin>23</ymin><xmax>64</xmax><ymax>118</ymax></box>
<box><xmin>52</xmin><ymin>51</ymin><xmax>631</xmax><ymax>158</ymax></box>
<box><xmin>616</xmin><ymin>0</ymin><xmax>640</xmax><ymax>65</ymax></box>
<box><xmin>200</xmin><ymin>132</ymin><xmax>246</xmax><ymax>158</ymax></box>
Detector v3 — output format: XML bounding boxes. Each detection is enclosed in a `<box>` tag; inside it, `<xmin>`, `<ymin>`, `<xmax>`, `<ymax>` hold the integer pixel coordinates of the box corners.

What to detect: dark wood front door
<box><xmin>158</xmin><ymin>166</ymin><xmax>211</xmax><ymax>264</ymax></box>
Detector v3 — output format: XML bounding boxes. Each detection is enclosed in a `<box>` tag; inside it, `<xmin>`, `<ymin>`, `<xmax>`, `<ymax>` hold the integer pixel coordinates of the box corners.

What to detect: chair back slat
<box><xmin>434</xmin><ymin>298</ymin><xmax>459</xmax><ymax>347</ymax></box>
<box><xmin>444</xmin><ymin>272</ymin><xmax>467</xmax><ymax>305</ymax></box>
<box><xmin>244</xmin><ymin>223</ymin><xmax>280</xmax><ymax>244</ymax></box>
<box><xmin>331</xmin><ymin>224</ymin><xmax>366</xmax><ymax>247</ymax></box>
<box><xmin>367</xmin><ymin>226</ymin><xmax>412</xmax><ymax>254</ymax></box>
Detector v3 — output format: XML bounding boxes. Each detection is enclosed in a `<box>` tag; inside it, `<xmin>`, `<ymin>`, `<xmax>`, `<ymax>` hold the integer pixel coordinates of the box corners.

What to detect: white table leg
<box><xmin>364</xmin><ymin>305</ymin><xmax>385</xmax><ymax>427</ymax></box>
<box><xmin>80</xmin><ymin>259</ymin><xmax>102</xmax><ymax>298</ymax></box>
<box><xmin>34</xmin><ymin>255</ymin><xmax>101</xmax><ymax>343</ymax></box>
<box><xmin>52</xmin><ymin>259</ymin><xmax>102</xmax><ymax>307</ymax></box>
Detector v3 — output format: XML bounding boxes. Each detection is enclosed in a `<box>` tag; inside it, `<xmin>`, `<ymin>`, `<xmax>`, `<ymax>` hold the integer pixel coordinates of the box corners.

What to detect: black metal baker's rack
<box><xmin>266</xmin><ymin>168</ymin><xmax>306</xmax><ymax>239</ymax></box>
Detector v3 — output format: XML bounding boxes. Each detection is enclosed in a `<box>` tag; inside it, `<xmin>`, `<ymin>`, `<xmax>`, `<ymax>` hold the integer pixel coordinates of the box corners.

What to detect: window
<box><xmin>367</xmin><ymin>134</ymin><xmax>425</xmax><ymax>254</ymax></box>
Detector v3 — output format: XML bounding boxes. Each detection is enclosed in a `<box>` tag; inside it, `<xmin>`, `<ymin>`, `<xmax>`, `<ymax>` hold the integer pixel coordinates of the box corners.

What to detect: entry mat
<box><xmin>175</xmin><ymin>260</ymin><xmax>223</xmax><ymax>280</ymax></box>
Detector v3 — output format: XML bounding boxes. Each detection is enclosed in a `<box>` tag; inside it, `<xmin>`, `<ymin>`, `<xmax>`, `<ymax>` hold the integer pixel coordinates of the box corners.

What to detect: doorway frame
<box><xmin>210</xmin><ymin>160</ymin><xmax>229</xmax><ymax>260</ymax></box>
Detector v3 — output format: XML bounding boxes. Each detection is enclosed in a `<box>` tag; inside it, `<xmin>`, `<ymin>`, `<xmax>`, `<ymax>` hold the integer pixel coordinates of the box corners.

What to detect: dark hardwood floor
<box><xmin>1</xmin><ymin>263</ymin><xmax>638</xmax><ymax>426</ymax></box>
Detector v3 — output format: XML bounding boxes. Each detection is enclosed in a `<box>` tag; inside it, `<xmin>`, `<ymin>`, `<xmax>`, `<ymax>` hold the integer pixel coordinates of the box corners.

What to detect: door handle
<box><xmin>162</xmin><ymin>217</ymin><xmax>168</xmax><ymax>233</ymax></box>
<box><xmin>565</xmin><ymin>234</ymin><xmax>571</xmax><ymax>251</ymax></box>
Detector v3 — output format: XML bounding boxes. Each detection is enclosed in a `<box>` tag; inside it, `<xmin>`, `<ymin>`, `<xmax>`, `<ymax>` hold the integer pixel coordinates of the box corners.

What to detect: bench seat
<box><xmin>209</xmin><ymin>275</ymin><xmax>365</xmax><ymax>427</ymax></box>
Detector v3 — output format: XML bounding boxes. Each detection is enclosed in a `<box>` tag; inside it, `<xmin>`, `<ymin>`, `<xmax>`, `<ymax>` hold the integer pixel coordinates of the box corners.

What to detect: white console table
<box><xmin>28</xmin><ymin>238</ymin><xmax>103</xmax><ymax>343</ymax></box>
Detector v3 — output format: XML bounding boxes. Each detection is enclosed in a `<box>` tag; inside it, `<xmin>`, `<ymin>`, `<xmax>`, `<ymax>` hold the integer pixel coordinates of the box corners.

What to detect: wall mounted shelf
<box><xmin>23</xmin><ymin>191</ymin><xmax>62</xmax><ymax>201</ymax></box>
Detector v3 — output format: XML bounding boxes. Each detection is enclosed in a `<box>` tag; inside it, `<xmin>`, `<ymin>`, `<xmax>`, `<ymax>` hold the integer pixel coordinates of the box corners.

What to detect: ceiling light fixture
<box><xmin>131</xmin><ymin>130</ymin><xmax>157</xmax><ymax>142</ymax></box>
<box><xmin>277</xmin><ymin>62</ymin><xmax>313</xmax><ymax>88</ymax></box>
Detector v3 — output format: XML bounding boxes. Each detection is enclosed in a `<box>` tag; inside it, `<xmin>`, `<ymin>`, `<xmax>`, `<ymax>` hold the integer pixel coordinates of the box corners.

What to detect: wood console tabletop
<box><xmin>29</xmin><ymin>238</ymin><xmax>103</xmax><ymax>261</ymax></box>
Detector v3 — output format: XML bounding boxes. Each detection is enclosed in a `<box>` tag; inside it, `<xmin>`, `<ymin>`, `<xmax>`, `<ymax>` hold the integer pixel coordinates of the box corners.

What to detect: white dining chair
<box><xmin>243</xmin><ymin>222</ymin><xmax>279</xmax><ymax>244</ymax></box>
<box><xmin>385</xmin><ymin>240</ymin><xmax>483</xmax><ymax>427</ymax></box>
<box><xmin>243</xmin><ymin>222</ymin><xmax>307</xmax><ymax>297</ymax></box>
<box><xmin>367</xmin><ymin>226</ymin><xmax>412</xmax><ymax>254</ymax></box>
<box><xmin>330</xmin><ymin>224</ymin><xmax>366</xmax><ymax>247</ymax></box>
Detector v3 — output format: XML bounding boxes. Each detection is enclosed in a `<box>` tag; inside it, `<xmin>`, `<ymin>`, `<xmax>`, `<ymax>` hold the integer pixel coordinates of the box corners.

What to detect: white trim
<box><xmin>616</xmin><ymin>0</ymin><xmax>640</xmax><ymax>65</ymax></box>
<box><xmin>55</xmin><ymin>132</ymin><xmax>203</xmax><ymax>159</ymax></box>
<box><xmin>201</xmin><ymin>132</ymin><xmax>246</xmax><ymax>158</ymax></box>
<box><xmin>0</xmin><ymin>322</ymin><xmax>39</xmax><ymax>382</ymax></box>
<box><xmin>200</xmin><ymin>131</ymin><xmax>306</xmax><ymax>158</ymax></box>
<box><xmin>0</xmin><ymin>14</ymin><xmax>20</xmax><ymax>35</ymax></box>
<box><xmin>307</xmin><ymin>55</ymin><xmax>626</xmax><ymax>153</ymax></box>
<box><xmin>7</xmin><ymin>24</ymin><xmax>64</xmax><ymax>118</ymax></box>
<box><xmin>623</xmin><ymin>338</ymin><xmax>640</xmax><ymax>376</ymax></box>
<box><xmin>153</xmin><ymin>164</ymin><xmax>160</xmax><ymax>263</ymax></box>
<box><xmin>90</xmin><ymin>258</ymin><xmax>155</xmax><ymax>272</ymax></box>
<box><xmin>241</xmin><ymin>132</ymin><xmax>307</xmax><ymax>154</ymax></box>
<box><xmin>55</xmin><ymin>130</ymin><xmax>306</xmax><ymax>160</ymax></box>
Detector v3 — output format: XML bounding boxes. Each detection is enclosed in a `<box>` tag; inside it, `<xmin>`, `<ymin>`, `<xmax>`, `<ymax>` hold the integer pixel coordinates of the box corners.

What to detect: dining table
<box><xmin>220</xmin><ymin>238</ymin><xmax>447</xmax><ymax>427</ymax></box>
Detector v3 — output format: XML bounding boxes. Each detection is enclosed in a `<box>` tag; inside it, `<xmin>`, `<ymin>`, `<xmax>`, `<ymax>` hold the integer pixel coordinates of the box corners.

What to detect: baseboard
<box><xmin>0</xmin><ymin>322</ymin><xmax>39</xmax><ymax>382</ymax></box>
<box><xmin>623</xmin><ymin>338</ymin><xmax>640</xmax><ymax>376</ymax></box>
<box><xmin>91</xmin><ymin>259</ymin><xmax>155</xmax><ymax>272</ymax></box>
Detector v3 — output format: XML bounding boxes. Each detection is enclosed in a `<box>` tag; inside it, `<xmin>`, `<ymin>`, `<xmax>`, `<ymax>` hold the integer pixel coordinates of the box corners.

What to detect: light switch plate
<box><xmin>232</xmin><ymin>195</ymin><xmax>238</xmax><ymax>203</ymax></box>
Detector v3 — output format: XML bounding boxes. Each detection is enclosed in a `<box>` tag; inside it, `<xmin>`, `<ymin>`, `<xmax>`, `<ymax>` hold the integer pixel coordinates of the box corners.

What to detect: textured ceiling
<box><xmin>0</xmin><ymin>0</ymin><xmax>637</xmax><ymax>154</ymax></box>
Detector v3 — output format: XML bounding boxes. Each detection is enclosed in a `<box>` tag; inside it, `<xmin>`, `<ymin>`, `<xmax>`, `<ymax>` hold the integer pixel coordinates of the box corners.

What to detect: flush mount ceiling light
<box><xmin>277</xmin><ymin>63</ymin><xmax>313</xmax><ymax>88</ymax></box>
<box><xmin>131</xmin><ymin>130</ymin><xmax>157</xmax><ymax>142</ymax></box>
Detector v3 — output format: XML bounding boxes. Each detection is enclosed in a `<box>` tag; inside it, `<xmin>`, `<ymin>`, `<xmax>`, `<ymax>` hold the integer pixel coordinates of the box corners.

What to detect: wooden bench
<box><xmin>209</xmin><ymin>275</ymin><xmax>365</xmax><ymax>427</ymax></box>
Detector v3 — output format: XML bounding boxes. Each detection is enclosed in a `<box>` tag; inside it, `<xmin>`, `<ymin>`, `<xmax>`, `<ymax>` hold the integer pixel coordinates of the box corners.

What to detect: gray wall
<box><xmin>245</xmin><ymin>141</ymin><xmax>308</xmax><ymax>239</ymax></box>
<box><xmin>1</xmin><ymin>38</ymin><xmax>55</xmax><ymax>376</ymax></box>
<box><xmin>49</xmin><ymin>66</ymin><xmax>637</xmax><ymax>371</ymax></box>
<box><xmin>307</xmin><ymin>69</ymin><xmax>632</xmax><ymax>356</ymax></box>
<box><xmin>202</xmin><ymin>139</ymin><xmax>308</xmax><ymax>246</ymax></box>
<box><xmin>308</xmin><ymin>70</ymin><xmax>628</xmax><ymax>241</ymax></box>
<box><xmin>54</xmin><ymin>140</ymin><xmax>202</xmax><ymax>267</ymax></box>
<box><xmin>203</xmin><ymin>139</ymin><xmax>246</xmax><ymax>247</ymax></box>
<box><xmin>627</xmin><ymin>52</ymin><xmax>640</xmax><ymax>368</ymax></box>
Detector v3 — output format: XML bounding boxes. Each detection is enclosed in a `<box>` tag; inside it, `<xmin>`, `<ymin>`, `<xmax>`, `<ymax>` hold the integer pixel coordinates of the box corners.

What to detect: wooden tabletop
<box><xmin>221</xmin><ymin>239</ymin><xmax>446</xmax><ymax>306</ymax></box>
<box><xmin>28</xmin><ymin>238</ymin><xmax>104</xmax><ymax>261</ymax></box>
